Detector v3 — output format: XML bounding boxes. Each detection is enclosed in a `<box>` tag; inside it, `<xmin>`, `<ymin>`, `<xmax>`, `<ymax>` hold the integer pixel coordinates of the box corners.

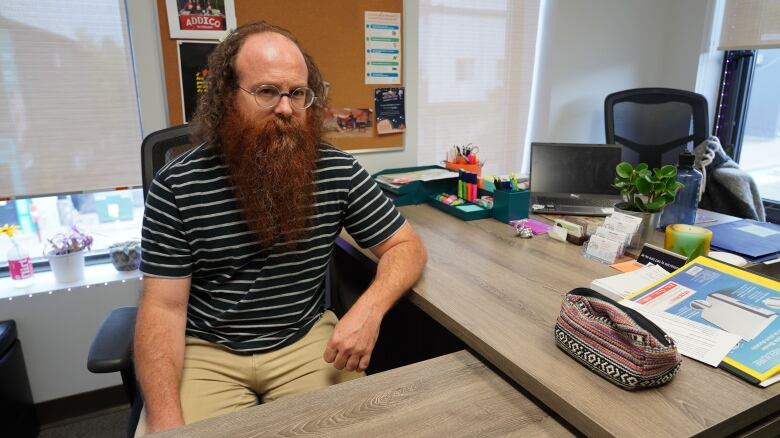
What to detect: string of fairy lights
<box><xmin>5</xmin><ymin>275</ymin><xmax>143</xmax><ymax>301</ymax></box>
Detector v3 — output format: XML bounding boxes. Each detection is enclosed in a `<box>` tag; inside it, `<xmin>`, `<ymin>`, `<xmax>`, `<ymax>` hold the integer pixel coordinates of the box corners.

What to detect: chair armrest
<box><xmin>87</xmin><ymin>306</ymin><xmax>137</xmax><ymax>374</ymax></box>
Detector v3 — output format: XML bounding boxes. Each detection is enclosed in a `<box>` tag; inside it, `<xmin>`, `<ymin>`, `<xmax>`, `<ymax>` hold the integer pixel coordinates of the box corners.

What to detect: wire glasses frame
<box><xmin>238</xmin><ymin>84</ymin><xmax>317</xmax><ymax>110</ymax></box>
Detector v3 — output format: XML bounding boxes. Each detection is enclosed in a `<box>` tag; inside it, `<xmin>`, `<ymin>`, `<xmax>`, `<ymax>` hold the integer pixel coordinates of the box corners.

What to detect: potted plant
<box><xmin>45</xmin><ymin>226</ymin><xmax>93</xmax><ymax>283</ymax></box>
<box><xmin>108</xmin><ymin>240</ymin><xmax>141</xmax><ymax>271</ymax></box>
<box><xmin>612</xmin><ymin>162</ymin><xmax>683</xmax><ymax>249</ymax></box>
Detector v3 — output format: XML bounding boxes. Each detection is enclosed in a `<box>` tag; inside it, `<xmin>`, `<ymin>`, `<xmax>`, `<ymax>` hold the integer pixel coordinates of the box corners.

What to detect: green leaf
<box><xmin>661</xmin><ymin>193</ymin><xmax>676</xmax><ymax>205</ymax></box>
<box><xmin>645</xmin><ymin>198</ymin><xmax>666</xmax><ymax>211</ymax></box>
<box><xmin>636</xmin><ymin>163</ymin><xmax>648</xmax><ymax>172</ymax></box>
<box><xmin>659</xmin><ymin>165</ymin><xmax>677</xmax><ymax>178</ymax></box>
<box><xmin>636</xmin><ymin>177</ymin><xmax>651</xmax><ymax>195</ymax></box>
<box><xmin>616</xmin><ymin>162</ymin><xmax>633</xmax><ymax>178</ymax></box>
<box><xmin>675</xmin><ymin>181</ymin><xmax>684</xmax><ymax>192</ymax></box>
<box><xmin>665</xmin><ymin>177</ymin><xmax>678</xmax><ymax>191</ymax></box>
<box><xmin>613</xmin><ymin>181</ymin><xmax>627</xmax><ymax>189</ymax></box>
<box><xmin>638</xmin><ymin>169</ymin><xmax>652</xmax><ymax>179</ymax></box>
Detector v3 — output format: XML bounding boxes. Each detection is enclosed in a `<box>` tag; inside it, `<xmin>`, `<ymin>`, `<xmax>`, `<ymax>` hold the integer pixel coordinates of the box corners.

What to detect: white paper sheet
<box><xmin>621</xmin><ymin>300</ymin><xmax>742</xmax><ymax>367</ymax></box>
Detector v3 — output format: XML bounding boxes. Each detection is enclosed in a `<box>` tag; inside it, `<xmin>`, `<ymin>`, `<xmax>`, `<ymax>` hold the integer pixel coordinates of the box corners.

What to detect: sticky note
<box><xmin>456</xmin><ymin>205</ymin><xmax>484</xmax><ymax>212</ymax></box>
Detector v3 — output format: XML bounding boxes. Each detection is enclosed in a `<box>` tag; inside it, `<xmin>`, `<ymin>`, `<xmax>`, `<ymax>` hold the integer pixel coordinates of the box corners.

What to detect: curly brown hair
<box><xmin>189</xmin><ymin>21</ymin><xmax>328</xmax><ymax>146</ymax></box>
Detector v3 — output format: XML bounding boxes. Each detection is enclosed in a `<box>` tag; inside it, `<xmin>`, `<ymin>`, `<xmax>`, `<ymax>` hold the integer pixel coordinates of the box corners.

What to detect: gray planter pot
<box><xmin>613</xmin><ymin>203</ymin><xmax>663</xmax><ymax>251</ymax></box>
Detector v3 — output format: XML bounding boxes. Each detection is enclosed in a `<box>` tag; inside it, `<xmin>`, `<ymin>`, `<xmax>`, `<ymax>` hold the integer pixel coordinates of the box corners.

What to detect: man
<box><xmin>135</xmin><ymin>22</ymin><xmax>426</xmax><ymax>435</ymax></box>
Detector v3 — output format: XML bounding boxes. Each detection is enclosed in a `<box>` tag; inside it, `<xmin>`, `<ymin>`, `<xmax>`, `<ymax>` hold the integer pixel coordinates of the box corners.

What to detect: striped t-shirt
<box><xmin>140</xmin><ymin>143</ymin><xmax>405</xmax><ymax>353</ymax></box>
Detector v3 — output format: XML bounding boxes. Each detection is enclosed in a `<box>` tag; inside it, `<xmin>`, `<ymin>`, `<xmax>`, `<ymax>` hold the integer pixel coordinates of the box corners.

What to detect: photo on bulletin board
<box><xmin>165</xmin><ymin>0</ymin><xmax>236</xmax><ymax>40</ymax></box>
<box><xmin>178</xmin><ymin>41</ymin><xmax>218</xmax><ymax>122</ymax></box>
<box><xmin>323</xmin><ymin>108</ymin><xmax>374</xmax><ymax>138</ymax></box>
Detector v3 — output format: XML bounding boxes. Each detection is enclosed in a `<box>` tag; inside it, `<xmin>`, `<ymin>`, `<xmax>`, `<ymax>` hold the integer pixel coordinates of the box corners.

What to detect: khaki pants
<box><xmin>135</xmin><ymin>310</ymin><xmax>362</xmax><ymax>436</ymax></box>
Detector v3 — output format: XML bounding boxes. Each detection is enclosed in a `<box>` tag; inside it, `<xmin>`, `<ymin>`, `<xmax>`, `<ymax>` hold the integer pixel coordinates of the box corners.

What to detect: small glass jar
<box><xmin>7</xmin><ymin>240</ymin><xmax>34</xmax><ymax>288</ymax></box>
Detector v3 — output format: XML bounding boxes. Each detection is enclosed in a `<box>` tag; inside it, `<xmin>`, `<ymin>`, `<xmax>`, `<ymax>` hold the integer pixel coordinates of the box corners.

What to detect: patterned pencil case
<box><xmin>554</xmin><ymin>288</ymin><xmax>682</xmax><ymax>390</ymax></box>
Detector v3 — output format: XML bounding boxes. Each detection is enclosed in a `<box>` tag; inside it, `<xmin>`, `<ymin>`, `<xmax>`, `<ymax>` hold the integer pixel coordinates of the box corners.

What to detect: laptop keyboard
<box><xmin>536</xmin><ymin>196</ymin><xmax>617</xmax><ymax>207</ymax></box>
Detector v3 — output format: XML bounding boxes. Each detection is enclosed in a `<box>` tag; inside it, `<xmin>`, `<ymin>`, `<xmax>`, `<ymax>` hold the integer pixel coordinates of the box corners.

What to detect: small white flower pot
<box><xmin>47</xmin><ymin>251</ymin><xmax>86</xmax><ymax>283</ymax></box>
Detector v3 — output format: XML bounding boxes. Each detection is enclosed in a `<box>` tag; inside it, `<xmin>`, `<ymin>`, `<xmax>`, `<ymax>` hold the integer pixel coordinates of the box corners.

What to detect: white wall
<box><xmin>126</xmin><ymin>0</ymin><xmax>168</xmax><ymax>138</ymax></box>
<box><xmin>0</xmin><ymin>278</ymin><xmax>141</xmax><ymax>403</ymax></box>
<box><xmin>528</xmin><ymin>0</ymin><xmax>718</xmax><ymax>160</ymax></box>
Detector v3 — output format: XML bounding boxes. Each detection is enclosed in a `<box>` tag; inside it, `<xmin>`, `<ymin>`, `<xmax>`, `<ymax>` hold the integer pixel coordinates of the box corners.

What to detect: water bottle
<box><xmin>660</xmin><ymin>152</ymin><xmax>703</xmax><ymax>228</ymax></box>
<box><xmin>7</xmin><ymin>242</ymin><xmax>35</xmax><ymax>288</ymax></box>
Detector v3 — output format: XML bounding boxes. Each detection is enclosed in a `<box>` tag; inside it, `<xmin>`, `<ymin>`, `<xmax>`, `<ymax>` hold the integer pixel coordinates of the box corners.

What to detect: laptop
<box><xmin>529</xmin><ymin>143</ymin><xmax>624</xmax><ymax>216</ymax></box>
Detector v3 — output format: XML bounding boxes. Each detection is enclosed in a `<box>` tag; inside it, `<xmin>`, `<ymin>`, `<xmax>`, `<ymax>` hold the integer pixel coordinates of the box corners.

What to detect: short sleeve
<box><xmin>343</xmin><ymin>158</ymin><xmax>406</xmax><ymax>248</ymax></box>
<box><xmin>140</xmin><ymin>175</ymin><xmax>193</xmax><ymax>278</ymax></box>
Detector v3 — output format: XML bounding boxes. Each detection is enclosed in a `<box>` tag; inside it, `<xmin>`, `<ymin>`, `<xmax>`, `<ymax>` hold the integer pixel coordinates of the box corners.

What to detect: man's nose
<box><xmin>274</xmin><ymin>95</ymin><xmax>294</xmax><ymax>117</ymax></box>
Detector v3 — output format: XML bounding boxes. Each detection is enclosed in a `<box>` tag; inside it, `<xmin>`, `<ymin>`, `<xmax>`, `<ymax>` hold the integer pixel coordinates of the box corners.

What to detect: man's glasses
<box><xmin>238</xmin><ymin>84</ymin><xmax>316</xmax><ymax>110</ymax></box>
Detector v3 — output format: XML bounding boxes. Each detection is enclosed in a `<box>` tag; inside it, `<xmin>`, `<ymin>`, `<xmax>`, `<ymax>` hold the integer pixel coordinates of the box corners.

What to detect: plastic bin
<box><xmin>0</xmin><ymin>320</ymin><xmax>39</xmax><ymax>438</ymax></box>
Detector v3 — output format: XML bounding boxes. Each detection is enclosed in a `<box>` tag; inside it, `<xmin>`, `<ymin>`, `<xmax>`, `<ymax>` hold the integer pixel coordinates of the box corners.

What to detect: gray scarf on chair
<box><xmin>694</xmin><ymin>136</ymin><xmax>766</xmax><ymax>221</ymax></box>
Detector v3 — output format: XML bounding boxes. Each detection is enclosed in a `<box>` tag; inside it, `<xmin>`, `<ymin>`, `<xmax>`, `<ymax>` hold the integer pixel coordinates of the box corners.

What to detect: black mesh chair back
<box><xmin>89</xmin><ymin>123</ymin><xmax>195</xmax><ymax>437</ymax></box>
<box><xmin>140</xmin><ymin>124</ymin><xmax>196</xmax><ymax>198</ymax></box>
<box><xmin>605</xmin><ymin>88</ymin><xmax>709</xmax><ymax>169</ymax></box>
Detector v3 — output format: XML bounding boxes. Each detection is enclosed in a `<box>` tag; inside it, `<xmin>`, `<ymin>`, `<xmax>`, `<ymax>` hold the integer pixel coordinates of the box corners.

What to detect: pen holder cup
<box><xmin>492</xmin><ymin>189</ymin><xmax>530</xmax><ymax>223</ymax></box>
<box><xmin>444</xmin><ymin>161</ymin><xmax>482</xmax><ymax>176</ymax></box>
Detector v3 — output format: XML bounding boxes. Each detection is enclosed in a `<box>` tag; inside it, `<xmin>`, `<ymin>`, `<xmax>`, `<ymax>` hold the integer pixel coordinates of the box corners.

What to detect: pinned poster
<box><xmin>365</xmin><ymin>11</ymin><xmax>401</xmax><ymax>84</ymax></box>
<box><xmin>375</xmin><ymin>87</ymin><xmax>405</xmax><ymax>135</ymax></box>
<box><xmin>178</xmin><ymin>41</ymin><xmax>218</xmax><ymax>122</ymax></box>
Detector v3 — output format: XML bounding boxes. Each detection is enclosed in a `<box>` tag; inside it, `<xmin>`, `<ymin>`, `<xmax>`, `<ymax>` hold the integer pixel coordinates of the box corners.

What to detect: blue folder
<box><xmin>708</xmin><ymin>219</ymin><xmax>780</xmax><ymax>262</ymax></box>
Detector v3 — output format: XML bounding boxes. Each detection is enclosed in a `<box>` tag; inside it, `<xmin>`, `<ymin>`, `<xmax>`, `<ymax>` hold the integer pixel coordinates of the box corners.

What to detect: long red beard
<box><xmin>218</xmin><ymin>108</ymin><xmax>320</xmax><ymax>247</ymax></box>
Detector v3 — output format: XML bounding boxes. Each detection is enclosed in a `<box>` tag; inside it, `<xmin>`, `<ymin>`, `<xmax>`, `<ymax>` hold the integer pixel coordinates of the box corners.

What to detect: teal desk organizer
<box><xmin>373</xmin><ymin>165</ymin><xmax>457</xmax><ymax>206</ymax></box>
<box><xmin>491</xmin><ymin>189</ymin><xmax>530</xmax><ymax>223</ymax></box>
<box><xmin>426</xmin><ymin>196</ymin><xmax>493</xmax><ymax>221</ymax></box>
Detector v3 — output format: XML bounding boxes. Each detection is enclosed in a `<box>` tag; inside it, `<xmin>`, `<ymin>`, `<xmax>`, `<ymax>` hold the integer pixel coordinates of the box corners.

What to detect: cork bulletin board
<box><xmin>156</xmin><ymin>0</ymin><xmax>404</xmax><ymax>151</ymax></box>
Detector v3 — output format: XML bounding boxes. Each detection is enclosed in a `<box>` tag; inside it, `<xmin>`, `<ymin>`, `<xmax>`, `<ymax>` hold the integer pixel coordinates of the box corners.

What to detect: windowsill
<box><xmin>0</xmin><ymin>262</ymin><xmax>142</xmax><ymax>300</ymax></box>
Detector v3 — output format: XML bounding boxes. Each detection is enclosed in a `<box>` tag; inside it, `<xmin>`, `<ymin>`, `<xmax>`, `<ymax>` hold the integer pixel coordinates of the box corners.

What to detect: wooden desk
<box><xmin>152</xmin><ymin>350</ymin><xmax>571</xmax><ymax>437</ymax></box>
<box><xmin>340</xmin><ymin>206</ymin><xmax>780</xmax><ymax>437</ymax></box>
<box><xmin>159</xmin><ymin>205</ymin><xmax>779</xmax><ymax>437</ymax></box>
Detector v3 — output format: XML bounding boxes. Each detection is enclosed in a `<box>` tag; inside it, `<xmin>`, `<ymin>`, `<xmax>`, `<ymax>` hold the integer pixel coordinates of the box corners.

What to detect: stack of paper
<box><xmin>590</xmin><ymin>264</ymin><xmax>669</xmax><ymax>302</ymax></box>
<box><xmin>624</xmin><ymin>257</ymin><xmax>780</xmax><ymax>386</ymax></box>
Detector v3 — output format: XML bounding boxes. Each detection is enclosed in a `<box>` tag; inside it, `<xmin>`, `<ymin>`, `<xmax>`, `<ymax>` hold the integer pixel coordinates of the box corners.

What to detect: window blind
<box><xmin>719</xmin><ymin>0</ymin><xmax>780</xmax><ymax>50</ymax></box>
<box><xmin>0</xmin><ymin>1</ymin><xmax>142</xmax><ymax>199</ymax></box>
<box><xmin>416</xmin><ymin>0</ymin><xmax>540</xmax><ymax>175</ymax></box>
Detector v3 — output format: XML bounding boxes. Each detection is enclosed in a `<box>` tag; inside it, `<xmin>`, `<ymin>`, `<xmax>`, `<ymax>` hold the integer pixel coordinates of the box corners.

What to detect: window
<box><xmin>738</xmin><ymin>49</ymin><xmax>780</xmax><ymax>202</ymax></box>
<box><xmin>0</xmin><ymin>189</ymin><xmax>144</xmax><ymax>264</ymax></box>
<box><xmin>715</xmin><ymin>0</ymin><xmax>780</xmax><ymax>218</ymax></box>
<box><xmin>0</xmin><ymin>1</ymin><xmax>144</xmax><ymax>270</ymax></box>
<box><xmin>416</xmin><ymin>0</ymin><xmax>540</xmax><ymax>176</ymax></box>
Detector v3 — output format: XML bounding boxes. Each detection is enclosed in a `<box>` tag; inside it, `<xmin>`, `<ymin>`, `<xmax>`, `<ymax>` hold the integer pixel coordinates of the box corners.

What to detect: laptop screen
<box><xmin>530</xmin><ymin>143</ymin><xmax>622</xmax><ymax>195</ymax></box>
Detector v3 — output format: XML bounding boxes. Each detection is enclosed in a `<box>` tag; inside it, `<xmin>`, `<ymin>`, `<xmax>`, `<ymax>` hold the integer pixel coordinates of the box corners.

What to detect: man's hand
<box><xmin>323</xmin><ymin>303</ymin><xmax>382</xmax><ymax>372</ymax></box>
<box><xmin>324</xmin><ymin>222</ymin><xmax>427</xmax><ymax>373</ymax></box>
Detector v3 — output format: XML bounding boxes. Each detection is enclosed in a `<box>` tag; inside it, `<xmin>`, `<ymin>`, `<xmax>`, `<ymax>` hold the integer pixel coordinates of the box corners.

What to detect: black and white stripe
<box><xmin>141</xmin><ymin>143</ymin><xmax>405</xmax><ymax>353</ymax></box>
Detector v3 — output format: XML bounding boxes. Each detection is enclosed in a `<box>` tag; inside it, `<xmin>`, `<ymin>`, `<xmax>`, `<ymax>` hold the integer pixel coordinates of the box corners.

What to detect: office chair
<box><xmin>87</xmin><ymin>124</ymin><xmax>196</xmax><ymax>437</ymax></box>
<box><xmin>605</xmin><ymin>88</ymin><xmax>709</xmax><ymax>169</ymax></box>
<box><xmin>87</xmin><ymin>124</ymin><xmax>353</xmax><ymax>437</ymax></box>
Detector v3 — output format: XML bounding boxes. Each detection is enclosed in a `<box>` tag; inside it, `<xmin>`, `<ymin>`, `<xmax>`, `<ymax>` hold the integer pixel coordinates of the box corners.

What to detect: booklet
<box><xmin>625</xmin><ymin>256</ymin><xmax>780</xmax><ymax>386</ymax></box>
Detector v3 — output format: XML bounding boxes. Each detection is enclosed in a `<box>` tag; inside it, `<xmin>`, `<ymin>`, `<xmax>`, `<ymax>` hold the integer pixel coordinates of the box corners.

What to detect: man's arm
<box><xmin>134</xmin><ymin>276</ymin><xmax>191</xmax><ymax>434</ymax></box>
<box><xmin>324</xmin><ymin>221</ymin><xmax>426</xmax><ymax>372</ymax></box>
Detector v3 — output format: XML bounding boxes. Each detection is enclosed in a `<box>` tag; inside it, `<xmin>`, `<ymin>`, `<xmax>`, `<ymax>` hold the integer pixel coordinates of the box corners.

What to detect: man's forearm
<box><xmin>355</xmin><ymin>236</ymin><xmax>427</xmax><ymax>316</ymax></box>
<box><xmin>134</xmin><ymin>300</ymin><xmax>187</xmax><ymax>432</ymax></box>
<box><xmin>325</xmin><ymin>224</ymin><xmax>426</xmax><ymax>371</ymax></box>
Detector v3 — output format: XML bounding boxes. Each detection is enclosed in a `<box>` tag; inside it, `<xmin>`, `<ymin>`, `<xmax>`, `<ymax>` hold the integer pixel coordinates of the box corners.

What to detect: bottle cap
<box><xmin>678</xmin><ymin>152</ymin><xmax>695</xmax><ymax>167</ymax></box>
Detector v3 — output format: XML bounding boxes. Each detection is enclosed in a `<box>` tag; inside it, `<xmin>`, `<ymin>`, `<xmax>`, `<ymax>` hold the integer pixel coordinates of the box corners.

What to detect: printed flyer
<box><xmin>374</xmin><ymin>87</ymin><xmax>405</xmax><ymax>135</ymax></box>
